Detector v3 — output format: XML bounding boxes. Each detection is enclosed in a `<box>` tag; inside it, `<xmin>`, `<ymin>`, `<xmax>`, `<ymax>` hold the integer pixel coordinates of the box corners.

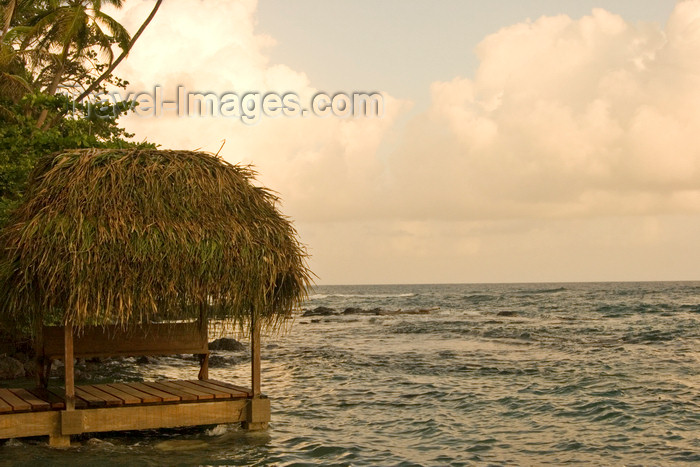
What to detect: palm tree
<box><xmin>76</xmin><ymin>0</ymin><xmax>162</xmax><ymax>103</ymax></box>
<box><xmin>1</xmin><ymin>0</ymin><xmax>17</xmax><ymax>41</ymax></box>
<box><xmin>12</xmin><ymin>0</ymin><xmax>131</xmax><ymax>127</ymax></box>
<box><xmin>0</xmin><ymin>1</ymin><xmax>42</xmax><ymax>111</ymax></box>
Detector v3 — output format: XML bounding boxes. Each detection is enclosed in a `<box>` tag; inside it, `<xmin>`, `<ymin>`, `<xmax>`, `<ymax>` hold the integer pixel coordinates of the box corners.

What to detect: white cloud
<box><xmin>114</xmin><ymin>2</ymin><xmax>700</xmax><ymax>223</ymax></box>
<box><xmin>106</xmin><ymin>1</ymin><xmax>700</xmax><ymax>283</ymax></box>
<box><xmin>109</xmin><ymin>0</ymin><xmax>408</xmax><ymax>224</ymax></box>
<box><xmin>388</xmin><ymin>3</ymin><xmax>700</xmax><ymax>222</ymax></box>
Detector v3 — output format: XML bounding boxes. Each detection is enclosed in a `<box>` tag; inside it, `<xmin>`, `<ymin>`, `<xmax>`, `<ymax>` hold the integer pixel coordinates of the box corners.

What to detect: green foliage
<box><xmin>0</xmin><ymin>93</ymin><xmax>152</xmax><ymax>226</ymax></box>
<box><xmin>0</xmin><ymin>0</ymin><xmax>153</xmax><ymax>228</ymax></box>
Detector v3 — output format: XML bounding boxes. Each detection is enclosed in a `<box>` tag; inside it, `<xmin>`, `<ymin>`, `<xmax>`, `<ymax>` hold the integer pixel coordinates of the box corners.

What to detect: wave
<box><xmin>596</xmin><ymin>303</ymin><xmax>678</xmax><ymax>316</ymax></box>
<box><xmin>463</xmin><ymin>294</ymin><xmax>497</xmax><ymax>303</ymax></box>
<box><xmin>513</xmin><ymin>287</ymin><xmax>567</xmax><ymax>294</ymax></box>
<box><xmin>622</xmin><ymin>329</ymin><xmax>679</xmax><ymax>344</ymax></box>
<box><xmin>679</xmin><ymin>304</ymin><xmax>700</xmax><ymax>313</ymax></box>
<box><xmin>307</xmin><ymin>293</ymin><xmax>416</xmax><ymax>300</ymax></box>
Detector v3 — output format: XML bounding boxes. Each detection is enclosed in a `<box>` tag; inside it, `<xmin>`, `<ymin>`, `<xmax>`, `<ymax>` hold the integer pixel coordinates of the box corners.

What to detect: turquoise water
<box><xmin>1</xmin><ymin>282</ymin><xmax>699</xmax><ymax>465</ymax></box>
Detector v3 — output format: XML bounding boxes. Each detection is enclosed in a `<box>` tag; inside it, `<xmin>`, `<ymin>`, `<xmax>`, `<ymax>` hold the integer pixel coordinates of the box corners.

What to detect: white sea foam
<box><xmin>308</xmin><ymin>292</ymin><xmax>416</xmax><ymax>300</ymax></box>
<box><xmin>307</xmin><ymin>293</ymin><xmax>328</xmax><ymax>300</ymax></box>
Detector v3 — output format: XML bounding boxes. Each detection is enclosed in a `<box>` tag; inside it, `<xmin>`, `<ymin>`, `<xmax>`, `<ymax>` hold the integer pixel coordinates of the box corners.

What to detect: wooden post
<box><xmin>244</xmin><ymin>316</ymin><xmax>268</xmax><ymax>431</ymax></box>
<box><xmin>64</xmin><ymin>325</ymin><xmax>75</xmax><ymax>411</ymax></box>
<box><xmin>49</xmin><ymin>325</ymin><xmax>75</xmax><ymax>447</ymax></box>
<box><xmin>198</xmin><ymin>304</ymin><xmax>209</xmax><ymax>380</ymax></box>
<box><xmin>34</xmin><ymin>320</ymin><xmax>45</xmax><ymax>388</ymax></box>
<box><xmin>251</xmin><ymin>317</ymin><xmax>261</xmax><ymax>397</ymax></box>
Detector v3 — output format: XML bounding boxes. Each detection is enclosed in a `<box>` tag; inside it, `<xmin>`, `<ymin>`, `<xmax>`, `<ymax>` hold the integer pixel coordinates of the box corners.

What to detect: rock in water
<box><xmin>23</xmin><ymin>360</ymin><xmax>35</xmax><ymax>377</ymax></box>
<box><xmin>86</xmin><ymin>438</ymin><xmax>114</xmax><ymax>447</ymax></box>
<box><xmin>301</xmin><ymin>306</ymin><xmax>336</xmax><ymax>316</ymax></box>
<box><xmin>0</xmin><ymin>356</ymin><xmax>25</xmax><ymax>379</ymax></box>
<box><xmin>497</xmin><ymin>311</ymin><xmax>519</xmax><ymax>317</ymax></box>
<box><xmin>209</xmin><ymin>337</ymin><xmax>246</xmax><ymax>351</ymax></box>
<box><xmin>208</xmin><ymin>355</ymin><xmax>238</xmax><ymax>367</ymax></box>
<box><xmin>342</xmin><ymin>307</ymin><xmax>363</xmax><ymax>315</ymax></box>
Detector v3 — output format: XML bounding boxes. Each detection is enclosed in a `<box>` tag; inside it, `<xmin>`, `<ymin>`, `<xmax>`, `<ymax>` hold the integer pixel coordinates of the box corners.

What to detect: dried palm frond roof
<box><xmin>0</xmin><ymin>148</ymin><xmax>312</xmax><ymax>334</ymax></box>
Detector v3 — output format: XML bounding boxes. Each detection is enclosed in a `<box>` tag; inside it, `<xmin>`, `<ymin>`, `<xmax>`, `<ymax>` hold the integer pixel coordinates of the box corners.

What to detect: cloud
<box><xmin>389</xmin><ymin>4</ymin><xmax>700</xmax><ymax>221</ymax></box>
<box><xmin>106</xmin><ymin>1</ymin><xmax>700</xmax><ymax>282</ymax></box>
<box><xmin>112</xmin><ymin>2</ymin><xmax>700</xmax><ymax>224</ymax></box>
<box><xmin>108</xmin><ymin>0</ymin><xmax>408</xmax><ymax>223</ymax></box>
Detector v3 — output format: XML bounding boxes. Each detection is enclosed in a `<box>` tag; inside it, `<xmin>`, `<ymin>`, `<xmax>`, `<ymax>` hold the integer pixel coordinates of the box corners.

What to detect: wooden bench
<box><xmin>35</xmin><ymin>322</ymin><xmax>210</xmax><ymax>387</ymax></box>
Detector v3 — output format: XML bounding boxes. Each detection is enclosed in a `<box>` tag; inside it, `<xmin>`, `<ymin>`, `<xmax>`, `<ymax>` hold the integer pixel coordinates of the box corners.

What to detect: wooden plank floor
<box><xmin>0</xmin><ymin>380</ymin><xmax>251</xmax><ymax>413</ymax></box>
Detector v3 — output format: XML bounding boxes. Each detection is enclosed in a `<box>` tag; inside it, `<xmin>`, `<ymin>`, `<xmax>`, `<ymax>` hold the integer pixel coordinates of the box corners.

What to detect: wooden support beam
<box><xmin>198</xmin><ymin>304</ymin><xmax>209</xmax><ymax>380</ymax></box>
<box><xmin>34</xmin><ymin>319</ymin><xmax>45</xmax><ymax>388</ymax></box>
<box><xmin>242</xmin><ymin>396</ymin><xmax>270</xmax><ymax>431</ymax></box>
<box><xmin>198</xmin><ymin>353</ymin><xmax>209</xmax><ymax>380</ymax></box>
<box><xmin>0</xmin><ymin>411</ymin><xmax>60</xmax><ymax>439</ymax></box>
<box><xmin>251</xmin><ymin>318</ymin><xmax>261</xmax><ymax>397</ymax></box>
<box><xmin>43</xmin><ymin>323</ymin><xmax>208</xmax><ymax>360</ymax></box>
<box><xmin>49</xmin><ymin>429</ymin><xmax>71</xmax><ymax>448</ymax></box>
<box><xmin>246</xmin><ymin>318</ymin><xmax>269</xmax><ymax>431</ymax></box>
<box><xmin>67</xmin><ymin>399</ymin><xmax>248</xmax><ymax>434</ymax></box>
<box><xmin>64</xmin><ymin>325</ymin><xmax>75</xmax><ymax>412</ymax></box>
<box><xmin>0</xmin><ymin>399</ymin><xmax>252</xmax><ymax>442</ymax></box>
<box><xmin>56</xmin><ymin>324</ymin><xmax>74</xmax><ymax>448</ymax></box>
<box><xmin>40</xmin><ymin>359</ymin><xmax>52</xmax><ymax>389</ymax></box>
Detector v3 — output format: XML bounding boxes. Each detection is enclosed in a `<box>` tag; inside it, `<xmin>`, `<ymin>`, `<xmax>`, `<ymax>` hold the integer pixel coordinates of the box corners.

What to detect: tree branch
<box><xmin>0</xmin><ymin>0</ymin><xmax>17</xmax><ymax>43</ymax></box>
<box><xmin>76</xmin><ymin>0</ymin><xmax>163</xmax><ymax>103</ymax></box>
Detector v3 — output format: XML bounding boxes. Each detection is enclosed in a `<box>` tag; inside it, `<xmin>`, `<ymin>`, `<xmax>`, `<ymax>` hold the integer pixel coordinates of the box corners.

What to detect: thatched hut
<box><xmin>0</xmin><ymin>148</ymin><xmax>312</xmax><ymax>445</ymax></box>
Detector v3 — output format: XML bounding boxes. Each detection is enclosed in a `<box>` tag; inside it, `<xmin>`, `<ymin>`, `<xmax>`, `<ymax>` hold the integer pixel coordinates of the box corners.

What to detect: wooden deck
<box><xmin>0</xmin><ymin>379</ymin><xmax>269</xmax><ymax>446</ymax></box>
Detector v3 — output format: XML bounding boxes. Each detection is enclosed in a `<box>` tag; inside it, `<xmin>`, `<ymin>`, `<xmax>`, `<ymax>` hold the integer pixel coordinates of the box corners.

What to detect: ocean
<box><xmin>1</xmin><ymin>282</ymin><xmax>699</xmax><ymax>466</ymax></box>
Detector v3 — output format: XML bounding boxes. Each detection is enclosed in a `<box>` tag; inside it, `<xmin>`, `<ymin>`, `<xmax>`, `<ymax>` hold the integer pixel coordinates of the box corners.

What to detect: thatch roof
<box><xmin>0</xmin><ymin>148</ymin><xmax>312</xmax><ymax>334</ymax></box>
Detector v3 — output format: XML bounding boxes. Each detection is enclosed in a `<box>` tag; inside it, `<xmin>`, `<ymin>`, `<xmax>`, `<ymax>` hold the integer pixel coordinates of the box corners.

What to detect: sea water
<box><xmin>1</xmin><ymin>282</ymin><xmax>699</xmax><ymax>465</ymax></box>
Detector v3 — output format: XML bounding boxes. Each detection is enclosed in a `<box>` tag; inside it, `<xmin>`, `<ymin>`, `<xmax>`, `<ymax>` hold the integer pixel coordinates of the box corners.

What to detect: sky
<box><xmin>107</xmin><ymin>0</ymin><xmax>700</xmax><ymax>285</ymax></box>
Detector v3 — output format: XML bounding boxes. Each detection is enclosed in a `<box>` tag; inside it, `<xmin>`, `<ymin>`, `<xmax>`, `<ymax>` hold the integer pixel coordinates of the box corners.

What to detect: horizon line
<box><xmin>311</xmin><ymin>279</ymin><xmax>700</xmax><ymax>287</ymax></box>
